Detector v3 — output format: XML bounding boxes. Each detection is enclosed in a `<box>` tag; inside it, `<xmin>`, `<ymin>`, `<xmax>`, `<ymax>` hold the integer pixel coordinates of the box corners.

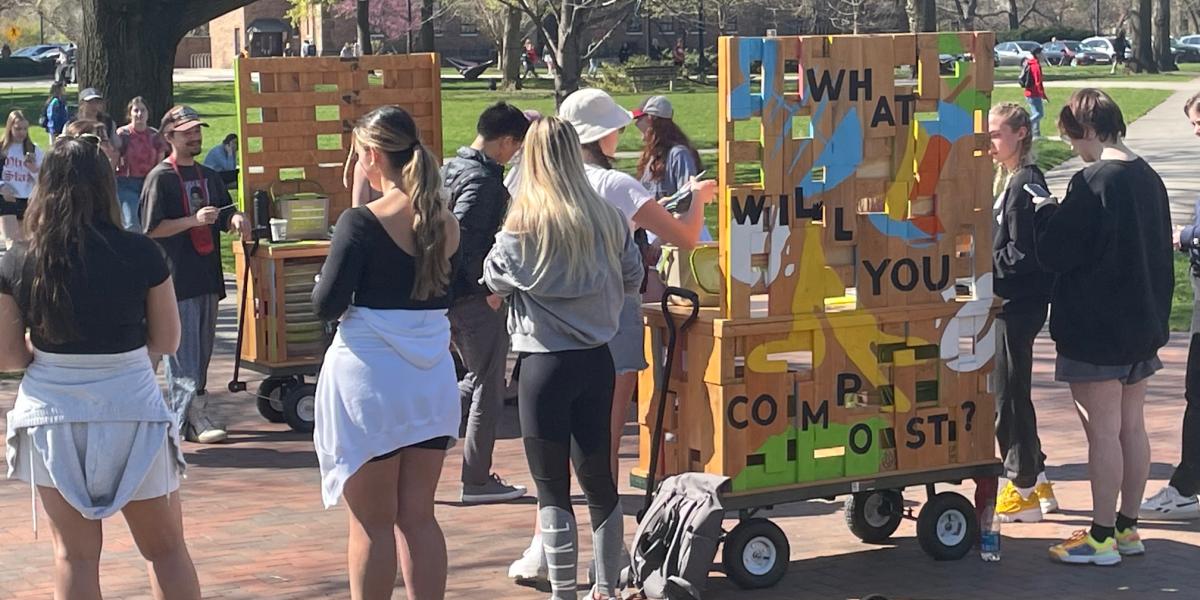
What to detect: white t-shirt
<box><xmin>2</xmin><ymin>144</ymin><xmax>44</xmax><ymax>199</ymax></box>
<box><xmin>584</xmin><ymin>163</ymin><xmax>653</xmax><ymax>231</ymax></box>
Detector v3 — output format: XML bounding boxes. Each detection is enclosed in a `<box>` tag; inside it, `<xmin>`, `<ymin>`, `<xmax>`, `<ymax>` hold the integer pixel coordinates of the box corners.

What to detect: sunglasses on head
<box><xmin>67</xmin><ymin>133</ymin><xmax>102</xmax><ymax>146</ymax></box>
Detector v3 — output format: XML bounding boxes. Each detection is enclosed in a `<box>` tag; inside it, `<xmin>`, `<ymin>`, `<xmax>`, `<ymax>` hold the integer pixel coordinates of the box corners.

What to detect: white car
<box><xmin>1180</xmin><ymin>34</ymin><xmax>1200</xmax><ymax>50</ymax></box>
<box><xmin>994</xmin><ymin>41</ymin><xmax>1041</xmax><ymax>66</ymax></box>
<box><xmin>1080</xmin><ymin>36</ymin><xmax>1133</xmax><ymax>61</ymax></box>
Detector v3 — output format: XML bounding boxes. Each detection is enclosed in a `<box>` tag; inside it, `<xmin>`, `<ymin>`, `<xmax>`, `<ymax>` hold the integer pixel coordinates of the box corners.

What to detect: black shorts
<box><xmin>0</xmin><ymin>197</ymin><xmax>29</xmax><ymax>219</ymax></box>
<box><xmin>369</xmin><ymin>436</ymin><xmax>455</xmax><ymax>462</ymax></box>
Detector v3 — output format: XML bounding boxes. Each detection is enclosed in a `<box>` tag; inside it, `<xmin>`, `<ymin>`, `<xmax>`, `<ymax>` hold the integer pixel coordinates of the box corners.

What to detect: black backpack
<box><xmin>1018</xmin><ymin>60</ymin><xmax>1034</xmax><ymax>90</ymax></box>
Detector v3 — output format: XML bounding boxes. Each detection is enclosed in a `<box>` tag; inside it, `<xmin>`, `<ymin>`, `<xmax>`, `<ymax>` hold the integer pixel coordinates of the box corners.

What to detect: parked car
<box><xmin>1042</xmin><ymin>40</ymin><xmax>1111</xmax><ymax>66</ymax></box>
<box><xmin>12</xmin><ymin>44</ymin><xmax>64</xmax><ymax>63</ymax></box>
<box><xmin>1171</xmin><ymin>38</ymin><xmax>1200</xmax><ymax>63</ymax></box>
<box><xmin>994</xmin><ymin>41</ymin><xmax>1041</xmax><ymax>67</ymax></box>
<box><xmin>1081</xmin><ymin>36</ymin><xmax>1134</xmax><ymax>62</ymax></box>
<box><xmin>1180</xmin><ymin>34</ymin><xmax>1200</xmax><ymax>49</ymax></box>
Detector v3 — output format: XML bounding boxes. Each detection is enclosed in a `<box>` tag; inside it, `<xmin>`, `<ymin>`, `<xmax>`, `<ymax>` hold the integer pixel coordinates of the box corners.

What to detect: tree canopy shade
<box><xmin>78</xmin><ymin>0</ymin><xmax>258</xmax><ymax>127</ymax></box>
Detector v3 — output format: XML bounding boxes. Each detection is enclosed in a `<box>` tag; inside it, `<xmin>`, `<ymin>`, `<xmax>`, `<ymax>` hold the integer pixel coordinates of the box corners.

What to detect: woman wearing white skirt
<box><xmin>314</xmin><ymin>106</ymin><xmax>461</xmax><ymax>600</ymax></box>
<box><xmin>1</xmin><ymin>135</ymin><xmax>197</xmax><ymax>599</ymax></box>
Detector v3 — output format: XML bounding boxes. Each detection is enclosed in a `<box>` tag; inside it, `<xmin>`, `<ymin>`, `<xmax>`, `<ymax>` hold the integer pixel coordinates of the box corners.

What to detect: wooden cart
<box><xmin>634</xmin><ymin>31</ymin><xmax>1003</xmax><ymax>589</ymax></box>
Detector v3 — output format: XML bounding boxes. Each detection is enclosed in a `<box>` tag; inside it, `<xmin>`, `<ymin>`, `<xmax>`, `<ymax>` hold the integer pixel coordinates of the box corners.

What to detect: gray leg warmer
<box><xmin>591</xmin><ymin>505</ymin><xmax>625</xmax><ymax>598</ymax></box>
<box><xmin>540</xmin><ymin>506</ymin><xmax>578</xmax><ymax>599</ymax></box>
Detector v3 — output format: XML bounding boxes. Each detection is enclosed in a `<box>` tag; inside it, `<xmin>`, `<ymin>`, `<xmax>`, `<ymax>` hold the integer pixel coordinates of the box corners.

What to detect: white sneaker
<box><xmin>1139</xmin><ymin>485</ymin><xmax>1200</xmax><ymax>521</ymax></box>
<box><xmin>508</xmin><ymin>534</ymin><xmax>547</xmax><ymax>586</ymax></box>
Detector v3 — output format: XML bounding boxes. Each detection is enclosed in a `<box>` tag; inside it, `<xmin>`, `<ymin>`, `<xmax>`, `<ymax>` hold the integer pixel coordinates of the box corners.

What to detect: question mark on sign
<box><xmin>962</xmin><ymin>400</ymin><xmax>976</xmax><ymax>432</ymax></box>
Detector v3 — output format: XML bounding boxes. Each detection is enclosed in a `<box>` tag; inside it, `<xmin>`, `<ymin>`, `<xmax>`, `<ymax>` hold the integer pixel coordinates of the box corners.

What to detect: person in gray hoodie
<box><xmin>483</xmin><ymin>116</ymin><xmax>642</xmax><ymax>600</ymax></box>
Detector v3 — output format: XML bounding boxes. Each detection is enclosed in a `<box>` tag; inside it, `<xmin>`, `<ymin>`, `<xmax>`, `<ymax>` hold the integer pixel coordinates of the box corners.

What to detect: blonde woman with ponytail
<box><xmin>987</xmin><ymin>102</ymin><xmax>1059</xmax><ymax>524</ymax></box>
<box><xmin>484</xmin><ymin>117</ymin><xmax>643</xmax><ymax>600</ymax></box>
<box><xmin>312</xmin><ymin>106</ymin><xmax>460</xmax><ymax>600</ymax></box>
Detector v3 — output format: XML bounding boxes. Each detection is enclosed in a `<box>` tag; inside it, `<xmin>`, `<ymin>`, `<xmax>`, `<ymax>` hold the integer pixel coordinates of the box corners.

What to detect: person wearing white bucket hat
<box><xmin>505</xmin><ymin>88</ymin><xmax>715</xmax><ymax>595</ymax></box>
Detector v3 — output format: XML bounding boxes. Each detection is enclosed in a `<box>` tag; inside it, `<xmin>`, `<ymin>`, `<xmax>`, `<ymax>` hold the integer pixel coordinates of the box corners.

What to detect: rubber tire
<box><xmin>282</xmin><ymin>382</ymin><xmax>317</xmax><ymax>434</ymax></box>
<box><xmin>255</xmin><ymin>378</ymin><xmax>289</xmax><ymax>423</ymax></box>
<box><xmin>916</xmin><ymin>492</ymin><xmax>977</xmax><ymax>561</ymax></box>
<box><xmin>845</xmin><ymin>490</ymin><xmax>904</xmax><ymax>544</ymax></box>
<box><xmin>722</xmin><ymin>518</ymin><xmax>789</xmax><ymax>590</ymax></box>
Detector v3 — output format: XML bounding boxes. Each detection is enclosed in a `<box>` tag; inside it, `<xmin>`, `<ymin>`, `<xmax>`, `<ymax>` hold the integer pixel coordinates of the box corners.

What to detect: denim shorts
<box><xmin>1055</xmin><ymin>354</ymin><xmax>1163</xmax><ymax>385</ymax></box>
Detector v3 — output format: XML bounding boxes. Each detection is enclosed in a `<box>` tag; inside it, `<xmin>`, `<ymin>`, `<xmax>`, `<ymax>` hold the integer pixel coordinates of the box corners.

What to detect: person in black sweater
<box><xmin>1035</xmin><ymin>88</ymin><xmax>1172</xmax><ymax>565</ymax></box>
<box><xmin>988</xmin><ymin>102</ymin><xmax>1060</xmax><ymax>524</ymax></box>
<box><xmin>1140</xmin><ymin>91</ymin><xmax>1200</xmax><ymax>520</ymax></box>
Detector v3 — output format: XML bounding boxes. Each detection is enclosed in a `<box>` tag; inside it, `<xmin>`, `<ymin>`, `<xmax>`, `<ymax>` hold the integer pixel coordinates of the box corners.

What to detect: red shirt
<box><xmin>1024</xmin><ymin>59</ymin><xmax>1046</xmax><ymax>100</ymax></box>
<box><xmin>116</xmin><ymin>125</ymin><xmax>169</xmax><ymax>178</ymax></box>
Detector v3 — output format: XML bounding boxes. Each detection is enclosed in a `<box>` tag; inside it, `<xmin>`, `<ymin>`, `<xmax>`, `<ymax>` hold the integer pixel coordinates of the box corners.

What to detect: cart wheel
<box><xmin>722</xmin><ymin>518</ymin><xmax>789</xmax><ymax>589</ymax></box>
<box><xmin>845</xmin><ymin>490</ymin><xmax>903</xmax><ymax>544</ymax></box>
<box><xmin>282</xmin><ymin>382</ymin><xmax>317</xmax><ymax>433</ymax></box>
<box><xmin>255</xmin><ymin>378</ymin><xmax>290</xmax><ymax>424</ymax></box>
<box><xmin>916</xmin><ymin>492</ymin><xmax>977</xmax><ymax>561</ymax></box>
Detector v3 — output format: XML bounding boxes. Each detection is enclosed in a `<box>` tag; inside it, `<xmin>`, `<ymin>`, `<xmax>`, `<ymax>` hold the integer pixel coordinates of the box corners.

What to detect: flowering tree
<box><xmin>329</xmin><ymin>0</ymin><xmax>416</xmax><ymax>39</ymax></box>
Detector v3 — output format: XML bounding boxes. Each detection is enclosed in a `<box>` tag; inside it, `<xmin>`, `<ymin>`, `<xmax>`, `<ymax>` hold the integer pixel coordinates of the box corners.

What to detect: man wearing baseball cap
<box><xmin>142</xmin><ymin>105</ymin><xmax>249</xmax><ymax>444</ymax></box>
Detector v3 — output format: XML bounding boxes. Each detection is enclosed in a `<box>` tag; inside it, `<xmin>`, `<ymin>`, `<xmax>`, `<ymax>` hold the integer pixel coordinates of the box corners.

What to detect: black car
<box><xmin>1042</xmin><ymin>41</ymin><xmax>1111</xmax><ymax>66</ymax></box>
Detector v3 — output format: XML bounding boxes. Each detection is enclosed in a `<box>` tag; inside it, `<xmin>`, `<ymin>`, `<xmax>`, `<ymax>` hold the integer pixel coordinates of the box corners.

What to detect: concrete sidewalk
<box><xmin>1043</xmin><ymin>82</ymin><xmax>1200</xmax><ymax>226</ymax></box>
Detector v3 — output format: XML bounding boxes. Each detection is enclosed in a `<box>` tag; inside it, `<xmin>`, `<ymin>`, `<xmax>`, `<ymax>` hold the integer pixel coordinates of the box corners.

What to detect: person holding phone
<box><xmin>1036</xmin><ymin>89</ymin><xmax>1172</xmax><ymax>565</ymax></box>
<box><xmin>142</xmin><ymin>105</ymin><xmax>249</xmax><ymax>445</ymax></box>
<box><xmin>987</xmin><ymin>102</ymin><xmax>1060</xmax><ymax>524</ymax></box>
<box><xmin>1</xmin><ymin>110</ymin><xmax>42</xmax><ymax>245</ymax></box>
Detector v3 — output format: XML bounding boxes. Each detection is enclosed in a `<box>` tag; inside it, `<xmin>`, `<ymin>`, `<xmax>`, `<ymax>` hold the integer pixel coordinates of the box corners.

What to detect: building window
<box><xmin>657</xmin><ymin>20</ymin><xmax>675</xmax><ymax>35</ymax></box>
<box><xmin>461</xmin><ymin>21</ymin><xmax>479</xmax><ymax>36</ymax></box>
<box><xmin>626</xmin><ymin>16</ymin><xmax>643</xmax><ymax>35</ymax></box>
<box><xmin>722</xmin><ymin>16</ymin><xmax>738</xmax><ymax>33</ymax></box>
<box><xmin>234</xmin><ymin>28</ymin><xmax>242</xmax><ymax>55</ymax></box>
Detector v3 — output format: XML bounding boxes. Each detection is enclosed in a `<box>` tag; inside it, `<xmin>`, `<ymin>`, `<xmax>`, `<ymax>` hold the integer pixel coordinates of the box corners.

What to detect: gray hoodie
<box><xmin>482</xmin><ymin>228</ymin><xmax>644</xmax><ymax>353</ymax></box>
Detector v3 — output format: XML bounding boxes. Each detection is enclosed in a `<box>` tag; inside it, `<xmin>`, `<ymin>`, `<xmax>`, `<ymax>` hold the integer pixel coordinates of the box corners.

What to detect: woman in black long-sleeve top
<box><xmin>989</xmin><ymin>102</ymin><xmax>1060</xmax><ymax>524</ymax></box>
<box><xmin>1036</xmin><ymin>88</ymin><xmax>1172</xmax><ymax>566</ymax></box>
<box><xmin>311</xmin><ymin>106</ymin><xmax>461</xmax><ymax>599</ymax></box>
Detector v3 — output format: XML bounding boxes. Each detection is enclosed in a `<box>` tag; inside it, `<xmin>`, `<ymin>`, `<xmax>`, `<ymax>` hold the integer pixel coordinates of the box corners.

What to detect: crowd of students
<box><xmin>2</xmin><ymin>82</ymin><xmax>1199</xmax><ymax>599</ymax></box>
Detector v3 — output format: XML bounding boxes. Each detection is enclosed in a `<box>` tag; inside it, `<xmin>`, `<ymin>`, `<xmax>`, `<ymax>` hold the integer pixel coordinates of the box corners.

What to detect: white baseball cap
<box><xmin>558</xmin><ymin>88</ymin><xmax>632</xmax><ymax>145</ymax></box>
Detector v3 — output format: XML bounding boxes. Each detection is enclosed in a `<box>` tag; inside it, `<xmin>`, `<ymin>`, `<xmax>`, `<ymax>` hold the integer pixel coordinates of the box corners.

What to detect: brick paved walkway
<box><xmin>3</xmin><ymin>317</ymin><xmax>1200</xmax><ymax>599</ymax></box>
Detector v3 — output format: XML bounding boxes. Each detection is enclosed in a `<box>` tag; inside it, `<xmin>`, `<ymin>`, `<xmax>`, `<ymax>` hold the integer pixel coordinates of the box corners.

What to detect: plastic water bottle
<box><xmin>975</xmin><ymin>476</ymin><xmax>1001</xmax><ymax>562</ymax></box>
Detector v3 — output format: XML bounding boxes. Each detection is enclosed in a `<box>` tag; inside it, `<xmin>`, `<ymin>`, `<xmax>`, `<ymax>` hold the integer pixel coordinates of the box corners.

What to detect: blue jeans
<box><xmin>116</xmin><ymin>177</ymin><xmax>144</xmax><ymax>232</ymax></box>
<box><xmin>1027</xmin><ymin>96</ymin><xmax>1044</xmax><ymax>138</ymax></box>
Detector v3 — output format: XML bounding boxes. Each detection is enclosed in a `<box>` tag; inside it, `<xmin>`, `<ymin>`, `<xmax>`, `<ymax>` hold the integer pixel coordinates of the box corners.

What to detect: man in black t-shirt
<box><xmin>142</xmin><ymin>105</ymin><xmax>248</xmax><ymax>444</ymax></box>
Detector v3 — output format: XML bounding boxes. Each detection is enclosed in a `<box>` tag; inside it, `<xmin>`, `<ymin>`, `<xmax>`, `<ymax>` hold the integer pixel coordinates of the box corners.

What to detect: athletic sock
<box><xmin>1115</xmin><ymin>513</ymin><xmax>1138</xmax><ymax>532</ymax></box>
<box><xmin>1090</xmin><ymin>522</ymin><xmax>1115</xmax><ymax>543</ymax></box>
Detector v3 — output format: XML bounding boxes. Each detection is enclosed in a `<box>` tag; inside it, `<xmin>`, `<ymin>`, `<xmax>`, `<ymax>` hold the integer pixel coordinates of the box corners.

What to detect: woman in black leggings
<box><xmin>483</xmin><ymin>116</ymin><xmax>643</xmax><ymax>600</ymax></box>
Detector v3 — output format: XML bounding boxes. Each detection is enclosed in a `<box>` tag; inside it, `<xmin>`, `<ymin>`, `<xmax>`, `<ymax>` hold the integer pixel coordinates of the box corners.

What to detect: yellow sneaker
<box><xmin>1049</xmin><ymin>530</ymin><xmax>1121</xmax><ymax>565</ymax></box>
<box><xmin>996</xmin><ymin>481</ymin><xmax>1043</xmax><ymax>523</ymax></box>
<box><xmin>1036</xmin><ymin>481</ymin><xmax>1060</xmax><ymax>514</ymax></box>
<box><xmin>1115</xmin><ymin>527</ymin><xmax>1145</xmax><ymax>556</ymax></box>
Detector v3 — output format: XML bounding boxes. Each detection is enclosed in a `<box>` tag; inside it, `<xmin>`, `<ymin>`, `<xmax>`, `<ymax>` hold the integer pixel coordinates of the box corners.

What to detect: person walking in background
<box><xmin>43</xmin><ymin>82</ymin><xmax>69</xmax><ymax>143</ymax></box>
<box><xmin>672</xmin><ymin>38</ymin><xmax>686</xmax><ymax>71</ymax></box>
<box><xmin>1140</xmin><ymin>91</ymin><xmax>1200</xmax><ymax>521</ymax></box>
<box><xmin>1</xmin><ymin>111</ymin><xmax>43</xmax><ymax>245</ymax></box>
<box><xmin>116</xmin><ymin>97</ymin><xmax>170</xmax><ymax>232</ymax></box>
<box><xmin>312</xmin><ymin>105</ymin><xmax>460</xmax><ymax>600</ymax></box>
<box><xmin>1112</xmin><ymin>31</ymin><xmax>1129</xmax><ymax>75</ymax></box>
<box><xmin>142</xmin><ymin>106</ymin><xmax>249</xmax><ymax>445</ymax></box>
<box><xmin>441</xmin><ymin>102</ymin><xmax>530</xmax><ymax>505</ymax></box>
<box><xmin>484</xmin><ymin>117</ymin><xmax>643</xmax><ymax>600</ymax></box>
<box><xmin>987</xmin><ymin>102</ymin><xmax>1060</xmax><ymax>523</ymax></box>
<box><xmin>2</xmin><ymin>135</ymin><xmax>199</xmax><ymax>600</ymax></box>
<box><xmin>1022</xmin><ymin>47</ymin><xmax>1047</xmax><ymax>139</ymax></box>
<box><xmin>522</xmin><ymin>39</ymin><xmax>539</xmax><ymax>79</ymax></box>
<box><xmin>1036</xmin><ymin>88</ymin><xmax>1172</xmax><ymax>565</ymax></box>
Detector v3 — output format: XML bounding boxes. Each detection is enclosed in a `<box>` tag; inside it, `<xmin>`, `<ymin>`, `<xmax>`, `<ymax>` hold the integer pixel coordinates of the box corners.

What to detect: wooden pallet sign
<box><xmin>640</xmin><ymin>32</ymin><xmax>999</xmax><ymax>494</ymax></box>
<box><xmin>234</xmin><ymin>54</ymin><xmax>444</xmax><ymax>223</ymax></box>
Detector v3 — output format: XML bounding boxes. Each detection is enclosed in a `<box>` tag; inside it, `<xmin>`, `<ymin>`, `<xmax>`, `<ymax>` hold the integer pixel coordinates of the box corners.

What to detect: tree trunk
<box><xmin>1007</xmin><ymin>0</ymin><xmax>1019</xmax><ymax>29</ymax></box>
<box><xmin>905</xmin><ymin>0</ymin><xmax>918</xmax><ymax>32</ymax></box>
<box><xmin>919</xmin><ymin>0</ymin><xmax>937</xmax><ymax>32</ymax></box>
<box><xmin>502</xmin><ymin>7</ymin><xmax>523</xmax><ymax>89</ymax></box>
<box><xmin>554</xmin><ymin>0</ymin><xmax>582</xmax><ymax>106</ymax></box>
<box><xmin>79</xmin><ymin>1</ymin><xmax>181</xmax><ymax>127</ymax></box>
<box><xmin>418</xmin><ymin>0</ymin><xmax>435</xmax><ymax>52</ymax></box>
<box><xmin>357</xmin><ymin>0</ymin><xmax>373</xmax><ymax>55</ymax></box>
<box><xmin>1134</xmin><ymin>0</ymin><xmax>1158</xmax><ymax>72</ymax></box>
<box><xmin>1155</xmin><ymin>0</ymin><xmax>1176</xmax><ymax>71</ymax></box>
